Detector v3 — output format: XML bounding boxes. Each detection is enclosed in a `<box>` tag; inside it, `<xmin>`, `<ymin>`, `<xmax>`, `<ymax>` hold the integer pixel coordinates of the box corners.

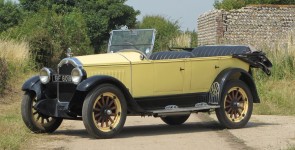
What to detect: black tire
<box><xmin>82</xmin><ymin>84</ymin><xmax>127</xmax><ymax>139</ymax></box>
<box><xmin>215</xmin><ymin>80</ymin><xmax>253</xmax><ymax>129</ymax></box>
<box><xmin>21</xmin><ymin>91</ymin><xmax>63</xmax><ymax>133</ymax></box>
<box><xmin>161</xmin><ymin>114</ymin><xmax>190</xmax><ymax>125</ymax></box>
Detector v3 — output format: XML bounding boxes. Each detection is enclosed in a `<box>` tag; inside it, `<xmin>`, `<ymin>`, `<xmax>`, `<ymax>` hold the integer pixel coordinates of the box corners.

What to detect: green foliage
<box><xmin>214</xmin><ymin>0</ymin><xmax>245</xmax><ymax>10</ymax></box>
<box><xmin>19</xmin><ymin>0</ymin><xmax>139</xmax><ymax>53</ymax></box>
<box><xmin>138</xmin><ymin>15</ymin><xmax>180</xmax><ymax>52</ymax></box>
<box><xmin>2</xmin><ymin>9</ymin><xmax>92</xmax><ymax>67</ymax></box>
<box><xmin>77</xmin><ymin>0</ymin><xmax>139</xmax><ymax>53</ymax></box>
<box><xmin>214</xmin><ymin>0</ymin><xmax>295</xmax><ymax>10</ymax></box>
<box><xmin>252</xmin><ymin>47</ymin><xmax>295</xmax><ymax>115</ymax></box>
<box><xmin>0</xmin><ymin>0</ymin><xmax>23</xmax><ymax>32</ymax></box>
<box><xmin>0</xmin><ymin>0</ymin><xmax>139</xmax><ymax>67</ymax></box>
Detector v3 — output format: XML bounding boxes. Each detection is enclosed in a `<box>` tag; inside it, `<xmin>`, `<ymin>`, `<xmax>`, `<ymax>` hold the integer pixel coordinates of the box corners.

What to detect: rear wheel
<box><xmin>215</xmin><ymin>80</ymin><xmax>253</xmax><ymax>129</ymax></box>
<box><xmin>161</xmin><ymin>114</ymin><xmax>190</xmax><ymax>125</ymax></box>
<box><xmin>82</xmin><ymin>84</ymin><xmax>127</xmax><ymax>139</ymax></box>
<box><xmin>21</xmin><ymin>91</ymin><xmax>63</xmax><ymax>133</ymax></box>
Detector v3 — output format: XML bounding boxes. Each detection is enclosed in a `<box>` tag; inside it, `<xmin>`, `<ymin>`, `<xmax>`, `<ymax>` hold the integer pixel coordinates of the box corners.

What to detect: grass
<box><xmin>0</xmin><ymin>75</ymin><xmax>29</xmax><ymax>150</ymax></box>
<box><xmin>0</xmin><ymin>39</ymin><xmax>33</xmax><ymax>97</ymax></box>
<box><xmin>252</xmin><ymin>32</ymin><xmax>295</xmax><ymax>115</ymax></box>
<box><xmin>0</xmin><ymin>39</ymin><xmax>29</xmax><ymax>62</ymax></box>
<box><xmin>169</xmin><ymin>33</ymin><xmax>192</xmax><ymax>48</ymax></box>
<box><xmin>0</xmin><ymin>102</ymin><xmax>30</xmax><ymax>150</ymax></box>
<box><xmin>0</xmin><ymin>72</ymin><xmax>37</xmax><ymax>150</ymax></box>
<box><xmin>0</xmin><ymin>39</ymin><xmax>35</xmax><ymax>149</ymax></box>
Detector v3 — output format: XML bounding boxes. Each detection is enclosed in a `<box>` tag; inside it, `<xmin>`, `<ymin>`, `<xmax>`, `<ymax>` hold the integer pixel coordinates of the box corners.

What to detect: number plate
<box><xmin>53</xmin><ymin>74</ymin><xmax>72</xmax><ymax>83</ymax></box>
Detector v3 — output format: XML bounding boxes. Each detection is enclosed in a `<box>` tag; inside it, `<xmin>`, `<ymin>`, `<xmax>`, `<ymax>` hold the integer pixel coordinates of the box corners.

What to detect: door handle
<box><xmin>215</xmin><ymin>65</ymin><xmax>220</xmax><ymax>69</ymax></box>
<box><xmin>180</xmin><ymin>67</ymin><xmax>185</xmax><ymax>71</ymax></box>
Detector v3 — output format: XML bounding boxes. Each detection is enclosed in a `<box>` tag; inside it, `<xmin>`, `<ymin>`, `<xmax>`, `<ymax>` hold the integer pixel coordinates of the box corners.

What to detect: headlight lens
<box><xmin>40</xmin><ymin>67</ymin><xmax>51</xmax><ymax>84</ymax></box>
<box><xmin>71</xmin><ymin>68</ymin><xmax>83</xmax><ymax>85</ymax></box>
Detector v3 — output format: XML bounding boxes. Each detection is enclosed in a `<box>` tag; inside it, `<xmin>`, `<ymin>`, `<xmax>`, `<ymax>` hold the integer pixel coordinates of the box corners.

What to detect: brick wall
<box><xmin>197</xmin><ymin>5</ymin><xmax>295</xmax><ymax>49</ymax></box>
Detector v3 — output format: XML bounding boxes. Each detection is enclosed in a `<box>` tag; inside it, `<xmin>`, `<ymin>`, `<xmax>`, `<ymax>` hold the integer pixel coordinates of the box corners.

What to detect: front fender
<box><xmin>75</xmin><ymin>75</ymin><xmax>145</xmax><ymax>113</ymax></box>
<box><xmin>214</xmin><ymin>68</ymin><xmax>260</xmax><ymax>103</ymax></box>
<box><xmin>76</xmin><ymin>75</ymin><xmax>129</xmax><ymax>92</ymax></box>
<box><xmin>22</xmin><ymin>76</ymin><xmax>44</xmax><ymax>100</ymax></box>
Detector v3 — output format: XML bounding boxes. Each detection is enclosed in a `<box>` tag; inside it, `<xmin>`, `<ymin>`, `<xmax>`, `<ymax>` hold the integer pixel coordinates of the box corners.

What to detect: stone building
<box><xmin>197</xmin><ymin>5</ymin><xmax>295</xmax><ymax>49</ymax></box>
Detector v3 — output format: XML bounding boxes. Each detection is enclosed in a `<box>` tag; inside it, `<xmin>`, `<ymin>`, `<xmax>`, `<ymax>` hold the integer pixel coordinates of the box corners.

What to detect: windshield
<box><xmin>108</xmin><ymin>29</ymin><xmax>156</xmax><ymax>57</ymax></box>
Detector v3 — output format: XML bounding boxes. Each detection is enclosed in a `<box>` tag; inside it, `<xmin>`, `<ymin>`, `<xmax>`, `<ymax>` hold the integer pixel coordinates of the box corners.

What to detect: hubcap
<box><xmin>92</xmin><ymin>92</ymin><xmax>121</xmax><ymax>132</ymax></box>
<box><xmin>224</xmin><ymin>87</ymin><xmax>249</xmax><ymax>122</ymax></box>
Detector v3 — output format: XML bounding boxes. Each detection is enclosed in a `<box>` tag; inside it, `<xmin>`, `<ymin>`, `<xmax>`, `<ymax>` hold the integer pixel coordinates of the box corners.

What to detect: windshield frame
<box><xmin>107</xmin><ymin>29</ymin><xmax>156</xmax><ymax>58</ymax></box>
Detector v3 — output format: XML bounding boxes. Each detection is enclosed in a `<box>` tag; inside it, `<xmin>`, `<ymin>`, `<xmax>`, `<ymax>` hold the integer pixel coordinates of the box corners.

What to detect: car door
<box><xmin>188</xmin><ymin>57</ymin><xmax>219</xmax><ymax>92</ymax></box>
<box><xmin>153</xmin><ymin>59</ymin><xmax>185</xmax><ymax>95</ymax></box>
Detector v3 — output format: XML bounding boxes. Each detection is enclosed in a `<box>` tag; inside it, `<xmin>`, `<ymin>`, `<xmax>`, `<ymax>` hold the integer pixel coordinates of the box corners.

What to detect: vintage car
<box><xmin>21</xmin><ymin>29</ymin><xmax>272</xmax><ymax>138</ymax></box>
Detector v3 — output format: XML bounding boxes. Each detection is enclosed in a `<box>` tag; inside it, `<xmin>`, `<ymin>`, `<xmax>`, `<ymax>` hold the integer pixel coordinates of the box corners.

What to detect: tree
<box><xmin>0</xmin><ymin>0</ymin><xmax>23</xmax><ymax>32</ymax></box>
<box><xmin>214</xmin><ymin>0</ymin><xmax>295</xmax><ymax>10</ymax></box>
<box><xmin>76</xmin><ymin>0</ymin><xmax>139</xmax><ymax>53</ymax></box>
<box><xmin>138</xmin><ymin>15</ymin><xmax>180</xmax><ymax>51</ymax></box>
<box><xmin>19</xmin><ymin>0</ymin><xmax>139</xmax><ymax>53</ymax></box>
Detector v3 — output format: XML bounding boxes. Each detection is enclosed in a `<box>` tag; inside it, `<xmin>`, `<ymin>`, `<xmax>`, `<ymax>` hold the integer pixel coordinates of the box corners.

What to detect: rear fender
<box><xmin>212</xmin><ymin>68</ymin><xmax>260</xmax><ymax>103</ymax></box>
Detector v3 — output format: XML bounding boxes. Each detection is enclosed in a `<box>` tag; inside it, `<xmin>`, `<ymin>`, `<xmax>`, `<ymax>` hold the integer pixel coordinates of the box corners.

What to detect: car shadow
<box><xmin>52</xmin><ymin>120</ymin><xmax>277</xmax><ymax>139</ymax></box>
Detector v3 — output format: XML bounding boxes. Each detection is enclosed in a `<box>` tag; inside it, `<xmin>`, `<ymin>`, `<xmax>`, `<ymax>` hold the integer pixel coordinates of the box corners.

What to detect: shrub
<box><xmin>0</xmin><ymin>58</ymin><xmax>8</xmax><ymax>95</ymax></box>
<box><xmin>2</xmin><ymin>9</ymin><xmax>92</xmax><ymax>68</ymax></box>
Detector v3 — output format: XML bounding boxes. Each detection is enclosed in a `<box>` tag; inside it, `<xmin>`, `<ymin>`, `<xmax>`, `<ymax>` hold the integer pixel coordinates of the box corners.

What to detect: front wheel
<box><xmin>82</xmin><ymin>84</ymin><xmax>127</xmax><ymax>139</ymax></box>
<box><xmin>215</xmin><ymin>80</ymin><xmax>253</xmax><ymax>129</ymax></box>
<box><xmin>161</xmin><ymin>114</ymin><xmax>190</xmax><ymax>125</ymax></box>
<box><xmin>21</xmin><ymin>91</ymin><xmax>63</xmax><ymax>133</ymax></box>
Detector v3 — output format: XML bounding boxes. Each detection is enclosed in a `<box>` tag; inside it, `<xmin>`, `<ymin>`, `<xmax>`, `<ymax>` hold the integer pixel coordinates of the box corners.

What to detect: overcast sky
<box><xmin>125</xmin><ymin>0</ymin><xmax>215</xmax><ymax>31</ymax></box>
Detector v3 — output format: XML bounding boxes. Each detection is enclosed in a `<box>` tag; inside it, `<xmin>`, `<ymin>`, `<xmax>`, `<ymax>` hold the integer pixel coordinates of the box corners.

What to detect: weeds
<box><xmin>0</xmin><ymin>39</ymin><xmax>32</xmax><ymax>96</ymax></box>
<box><xmin>253</xmin><ymin>31</ymin><xmax>295</xmax><ymax>115</ymax></box>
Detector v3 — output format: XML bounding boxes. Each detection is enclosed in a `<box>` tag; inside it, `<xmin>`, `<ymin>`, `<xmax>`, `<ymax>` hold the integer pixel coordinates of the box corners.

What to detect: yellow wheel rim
<box><xmin>92</xmin><ymin>92</ymin><xmax>122</xmax><ymax>132</ymax></box>
<box><xmin>224</xmin><ymin>87</ymin><xmax>249</xmax><ymax>123</ymax></box>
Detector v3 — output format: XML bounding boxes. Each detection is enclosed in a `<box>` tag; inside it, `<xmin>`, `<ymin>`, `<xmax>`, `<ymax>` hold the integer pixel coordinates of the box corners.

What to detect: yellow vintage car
<box><xmin>21</xmin><ymin>29</ymin><xmax>272</xmax><ymax>138</ymax></box>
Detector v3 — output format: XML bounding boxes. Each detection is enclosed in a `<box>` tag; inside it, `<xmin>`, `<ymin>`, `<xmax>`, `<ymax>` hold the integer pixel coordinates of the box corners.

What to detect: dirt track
<box><xmin>24</xmin><ymin>114</ymin><xmax>295</xmax><ymax>150</ymax></box>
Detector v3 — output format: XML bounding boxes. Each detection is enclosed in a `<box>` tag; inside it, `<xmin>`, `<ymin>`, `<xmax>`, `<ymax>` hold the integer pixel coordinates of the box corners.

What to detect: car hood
<box><xmin>75</xmin><ymin>51</ymin><xmax>142</xmax><ymax>66</ymax></box>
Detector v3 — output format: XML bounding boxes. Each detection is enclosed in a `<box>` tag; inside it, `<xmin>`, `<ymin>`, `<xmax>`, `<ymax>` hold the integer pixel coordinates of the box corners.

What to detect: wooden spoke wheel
<box><xmin>215</xmin><ymin>80</ymin><xmax>253</xmax><ymax>129</ymax></box>
<box><xmin>82</xmin><ymin>84</ymin><xmax>127</xmax><ymax>139</ymax></box>
<box><xmin>92</xmin><ymin>92</ymin><xmax>122</xmax><ymax>132</ymax></box>
<box><xmin>21</xmin><ymin>92</ymin><xmax>63</xmax><ymax>133</ymax></box>
<box><xmin>224</xmin><ymin>87</ymin><xmax>249</xmax><ymax>122</ymax></box>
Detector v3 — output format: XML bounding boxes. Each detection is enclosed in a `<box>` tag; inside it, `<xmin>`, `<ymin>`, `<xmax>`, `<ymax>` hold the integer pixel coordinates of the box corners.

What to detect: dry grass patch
<box><xmin>0</xmin><ymin>39</ymin><xmax>29</xmax><ymax>62</ymax></box>
<box><xmin>0</xmin><ymin>39</ymin><xmax>32</xmax><ymax>96</ymax></box>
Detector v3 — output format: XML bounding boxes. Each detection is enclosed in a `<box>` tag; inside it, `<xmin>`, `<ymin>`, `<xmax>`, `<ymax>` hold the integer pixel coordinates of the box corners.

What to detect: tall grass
<box><xmin>0</xmin><ymin>39</ymin><xmax>29</xmax><ymax>62</ymax></box>
<box><xmin>169</xmin><ymin>33</ymin><xmax>192</xmax><ymax>48</ymax></box>
<box><xmin>253</xmin><ymin>32</ymin><xmax>295</xmax><ymax>115</ymax></box>
<box><xmin>0</xmin><ymin>39</ymin><xmax>32</xmax><ymax>97</ymax></box>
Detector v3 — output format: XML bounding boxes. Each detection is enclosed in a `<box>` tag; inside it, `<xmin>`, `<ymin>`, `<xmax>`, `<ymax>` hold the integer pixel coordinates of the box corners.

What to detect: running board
<box><xmin>149</xmin><ymin>103</ymin><xmax>220</xmax><ymax>117</ymax></box>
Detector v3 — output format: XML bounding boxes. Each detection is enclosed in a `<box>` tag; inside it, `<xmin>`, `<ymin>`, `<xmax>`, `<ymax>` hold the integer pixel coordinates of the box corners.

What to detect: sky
<box><xmin>125</xmin><ymin>0</ymin><xmax>215</xmax><ymax>31</ymax></box>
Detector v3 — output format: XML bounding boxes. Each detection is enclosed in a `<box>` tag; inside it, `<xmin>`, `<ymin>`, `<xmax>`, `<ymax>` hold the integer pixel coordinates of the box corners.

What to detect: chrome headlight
<box><xmin>40</xmin><ymin>67</ymin><xmax>51</xmax><ymax>84</ymax></box>
<box><xmin>71</xmin><ymin>68</ymin><xmax>83</xmax><ymax>85</ymax></box>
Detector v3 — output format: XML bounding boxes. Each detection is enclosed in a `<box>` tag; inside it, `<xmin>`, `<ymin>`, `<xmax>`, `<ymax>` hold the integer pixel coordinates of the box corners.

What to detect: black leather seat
<box><xmin>192</xmin><ymin>46</ymin><xmax>251</xmax><ymax>57</ymax></box>
<box><xmin>149</xmin><ymin>51</ymin><xmax>194</xmax><ymax>60</ymax></box>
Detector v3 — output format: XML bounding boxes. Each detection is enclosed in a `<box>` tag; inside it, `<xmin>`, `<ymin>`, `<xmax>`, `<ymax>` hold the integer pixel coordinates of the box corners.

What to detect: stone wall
<box><xmin>198</xmin><ymin>5</ymin><xmax>295</xmax><ymax>49</ymax></box>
